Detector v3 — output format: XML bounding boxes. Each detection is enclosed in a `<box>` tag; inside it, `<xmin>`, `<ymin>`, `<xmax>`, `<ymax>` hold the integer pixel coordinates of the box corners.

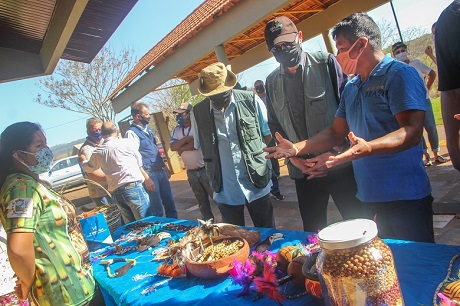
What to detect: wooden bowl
<box><xmin>185</xmin><ymin>236</ymin><xmax>250</xmax><ymax>279</ymax></box>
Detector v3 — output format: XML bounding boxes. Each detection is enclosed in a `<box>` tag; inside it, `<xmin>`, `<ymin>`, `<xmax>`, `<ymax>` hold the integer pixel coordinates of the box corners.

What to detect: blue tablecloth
<box><xmin>92</xmin><ymin>217</ymin><xmax>460</xmax><ymax>306</ymax></box>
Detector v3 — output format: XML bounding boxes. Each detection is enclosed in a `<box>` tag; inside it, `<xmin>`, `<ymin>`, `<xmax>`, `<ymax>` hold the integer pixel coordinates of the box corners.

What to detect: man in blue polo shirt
<box><xmin>265</xmin><ymin>13</ymin><xmax>434</xmax><ymax>243</ymax></box>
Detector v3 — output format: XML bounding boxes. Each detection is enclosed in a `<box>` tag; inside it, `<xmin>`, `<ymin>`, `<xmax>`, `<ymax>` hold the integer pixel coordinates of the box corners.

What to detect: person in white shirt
<box><xmin>170</xmin><ymin>102</ymin><xmax>217</xmax><ymax>221</ymax></box>
<box><xmin>81</xmin><ymin>122</ymin><xmax>153</xmax><ymax>224</ymax></box>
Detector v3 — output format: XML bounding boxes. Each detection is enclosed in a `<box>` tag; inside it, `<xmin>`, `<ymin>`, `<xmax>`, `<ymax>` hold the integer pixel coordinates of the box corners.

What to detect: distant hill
<box><xmin>51</xmin><ymin>138</ymin><xmax>86</xmax><ymax>159</ymax></box>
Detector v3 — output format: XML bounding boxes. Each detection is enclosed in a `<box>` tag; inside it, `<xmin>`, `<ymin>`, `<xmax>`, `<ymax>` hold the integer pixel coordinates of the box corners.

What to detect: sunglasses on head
<box><xmin>270</xmin><ymin>33</ymin><xmax>298</xmax><ymax>53</ymax></box>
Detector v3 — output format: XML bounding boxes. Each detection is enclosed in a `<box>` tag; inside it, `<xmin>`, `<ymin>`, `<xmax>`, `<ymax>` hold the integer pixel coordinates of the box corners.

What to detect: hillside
<box><xmin>51</xmin><ymin>138</ymin><xmax>86</xmax><ymax>159</ymax></box>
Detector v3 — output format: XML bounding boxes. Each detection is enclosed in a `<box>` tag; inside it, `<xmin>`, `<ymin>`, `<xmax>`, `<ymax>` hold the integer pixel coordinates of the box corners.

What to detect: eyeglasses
<box><xmin>270</xmin><ymin>33</ymin><xmax>298</xmax><ymax>53</ymax></box>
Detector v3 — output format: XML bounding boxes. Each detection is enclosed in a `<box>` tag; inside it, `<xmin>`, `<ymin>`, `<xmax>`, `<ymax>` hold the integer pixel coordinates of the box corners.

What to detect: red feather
<box><xmin>254</xmin><ymin>265</ymin><xmax>286</xmax><ymax>304</ymax></box>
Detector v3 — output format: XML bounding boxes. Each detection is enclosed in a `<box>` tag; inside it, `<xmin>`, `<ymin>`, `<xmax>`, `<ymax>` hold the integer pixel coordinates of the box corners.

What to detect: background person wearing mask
<box><xmin>170</xmin><ymin>102</ymin><xmax>217</xmax><ymax>221</ymax></box>
<box><xmin>78</xmin><ymin>117</ymin><xmax>113</xmax><ymax>206</ymax></box>
<box><xmin>263</xmin><ymin>15</ymin><xmax>363</xmax><ymax>232</ymax></box>
<box><xmin>392</xmin><ymin>41</ymin><xmax>446</xmax><ymax>166</ymax></box>
<box><xmin>125</xmin><ymin>102</ymin><xmax>178</xmax><ymax>219</ymax></box>
<box><xmin>265</xmin><ymin>13</ymin><xmax>434</xmax><ymax>243</ymax></box>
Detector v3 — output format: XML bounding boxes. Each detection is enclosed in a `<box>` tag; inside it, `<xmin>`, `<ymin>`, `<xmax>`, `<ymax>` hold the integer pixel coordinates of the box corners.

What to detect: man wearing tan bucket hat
<box><xmin>190</xmin><ymin>62</ymin><xmax>275</xmax><ymax>228</ymax></box>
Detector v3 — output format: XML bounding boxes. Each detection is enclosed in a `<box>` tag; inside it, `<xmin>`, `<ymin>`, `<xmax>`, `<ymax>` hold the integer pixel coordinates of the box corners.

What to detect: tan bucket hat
<box><xmin>197</xmin><ymin>62</ymin><xmax>237</xmax><ymax>96</ymax></box>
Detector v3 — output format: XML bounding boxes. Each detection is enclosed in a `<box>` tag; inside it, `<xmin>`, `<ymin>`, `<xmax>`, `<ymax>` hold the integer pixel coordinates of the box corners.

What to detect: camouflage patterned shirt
<box><xmin>0</xmin><ymin>173</ymin><xmax>95</xmax><ymax>306</ymax></box>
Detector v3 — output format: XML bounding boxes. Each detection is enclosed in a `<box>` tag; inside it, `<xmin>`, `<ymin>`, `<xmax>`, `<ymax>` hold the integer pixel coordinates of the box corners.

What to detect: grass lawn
<box><xmin>431</xmin><ymin>96</ymin><xmax>443</xmax><ymax>126</ymax></box>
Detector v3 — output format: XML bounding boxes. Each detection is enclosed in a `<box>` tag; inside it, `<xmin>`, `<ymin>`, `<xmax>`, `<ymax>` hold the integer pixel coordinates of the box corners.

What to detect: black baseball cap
<box><xmin>264</xmin><ymin>16</ymin><xmax>298</xmax><ymax>51</ymax></box>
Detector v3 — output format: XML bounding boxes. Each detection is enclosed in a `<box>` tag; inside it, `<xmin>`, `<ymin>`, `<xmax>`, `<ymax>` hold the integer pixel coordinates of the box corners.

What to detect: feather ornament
<box><xmin>254</xmin><ymin>265</ymin><xmax>286</xmax><ymax>305</ymax></box>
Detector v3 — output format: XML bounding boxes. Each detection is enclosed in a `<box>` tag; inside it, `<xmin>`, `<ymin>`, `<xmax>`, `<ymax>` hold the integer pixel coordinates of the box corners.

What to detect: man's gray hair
<box><xmin>86</xmin><ymin>117</ymin><xmax>102</xmax><ymax>130</ymax></box>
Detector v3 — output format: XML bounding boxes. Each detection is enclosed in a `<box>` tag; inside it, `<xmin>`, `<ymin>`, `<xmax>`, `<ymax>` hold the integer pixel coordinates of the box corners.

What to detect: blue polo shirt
<box><xmin>336</xmin><ymin>55</ymin><xmax>431</xmax><ymax>202</ymax></box>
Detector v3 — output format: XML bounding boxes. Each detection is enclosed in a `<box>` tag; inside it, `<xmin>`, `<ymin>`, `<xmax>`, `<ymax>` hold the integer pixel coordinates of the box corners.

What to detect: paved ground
<box><xmin>68</xmin><ymin>125</ymin><xmax>460</xmax><ymax>246</ymax></box>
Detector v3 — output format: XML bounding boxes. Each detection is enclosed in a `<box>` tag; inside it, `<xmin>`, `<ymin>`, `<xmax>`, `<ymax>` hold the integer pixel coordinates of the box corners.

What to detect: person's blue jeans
<box><xmin>112</xmin><ymin>181</ymin><xmax>152</xmax><ymax>224</ymax></box>
<box><xmin>145</xmin><ymin>169</ymin><xmax>178</xmax><ymax>218</ymax></box>
<box><xmin>270</xmin><ymin>169</ymin><xmax>280</xmax><ymax>195</ymax></box>
<box><xmin>422</xmin><ymin>98</ymin><xmax>440</xmax><ymax>153</ymax></box>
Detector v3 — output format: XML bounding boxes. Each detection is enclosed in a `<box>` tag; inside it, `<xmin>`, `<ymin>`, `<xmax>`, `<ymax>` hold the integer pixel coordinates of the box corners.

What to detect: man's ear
<box><xmin>298</xmin><ymin>31</ymin><xmax>303</xmax><ymax>44</ymax></box>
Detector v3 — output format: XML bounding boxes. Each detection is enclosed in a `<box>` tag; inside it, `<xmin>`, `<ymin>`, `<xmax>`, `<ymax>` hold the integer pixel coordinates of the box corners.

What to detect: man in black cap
<box><xmin>263</xmin><ymin>15</ymin><xmax>363</xmax><ymax>232</ymax></box>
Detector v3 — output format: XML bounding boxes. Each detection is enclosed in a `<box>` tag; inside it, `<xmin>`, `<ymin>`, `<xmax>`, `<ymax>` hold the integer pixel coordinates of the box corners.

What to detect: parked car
<box><xmin>39</xmin><ymin>155</ymin><xmax>85</xmax><ymax>191</ymax></box>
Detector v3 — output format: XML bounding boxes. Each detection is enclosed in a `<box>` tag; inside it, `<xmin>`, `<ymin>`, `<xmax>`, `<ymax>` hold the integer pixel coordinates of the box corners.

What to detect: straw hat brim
<box><xmin>198</xmin><ymin>66</ymin><xmax>237</xmax><ymax>96</ymax></box>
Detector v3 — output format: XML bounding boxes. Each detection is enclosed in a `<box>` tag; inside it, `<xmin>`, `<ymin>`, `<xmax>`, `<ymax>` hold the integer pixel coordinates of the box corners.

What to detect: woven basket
<box><xmin>63</xmin><ymin>179</ymin><xmax>122</xmax><ymax>235</ymax></box>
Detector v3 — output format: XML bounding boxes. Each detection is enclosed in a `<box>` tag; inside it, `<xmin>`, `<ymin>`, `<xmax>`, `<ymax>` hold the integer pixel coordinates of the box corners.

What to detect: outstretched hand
<box><xmin>325</xmin><ymin>132</ymin><xmax>371</xmax><ymax>168</ymax></box>
<box><xmin>303</xmin><ymin>152</ymin><xmax>333</xmax><ymax>179</ymax></box>
<box><xmin>263</xmin><ymin>132</ymin><xmax>297</xmax><ymax>159</ymax></box>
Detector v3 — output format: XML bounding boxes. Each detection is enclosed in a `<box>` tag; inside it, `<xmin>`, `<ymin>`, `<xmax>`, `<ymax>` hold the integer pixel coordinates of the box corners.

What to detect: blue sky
<box><xmin>0</xmin><ymin>0</ymin><xmax>452</xmax><ymax>147</ymax></box>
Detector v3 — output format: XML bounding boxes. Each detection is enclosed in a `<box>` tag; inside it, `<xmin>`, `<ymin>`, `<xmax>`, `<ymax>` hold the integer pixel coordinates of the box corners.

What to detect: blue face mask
<box><xmin>176</xmin><ymin>115</ymin><xmax>185</xmax><ymax>126</ymax></box>
<box><xmin>88</xmin><ymin>130</ymin><xmax>102</xmax><ymax>143</ymax></box>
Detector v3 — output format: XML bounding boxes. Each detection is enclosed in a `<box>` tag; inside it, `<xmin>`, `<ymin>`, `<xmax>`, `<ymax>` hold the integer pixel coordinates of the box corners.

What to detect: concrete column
<box><xmin>214</xmin><ymin>44</ymin><xmax>229</xmax><ymax>65</ymax></box>
<box><xmin>322</xmin><ymin>31</ymin><xmax>337</xmax><ymax>55</ymax></box>
<box><xmin>152</xmin><ymin>112</ymin><xmax>182</xmax><ymax>174</ymax></box>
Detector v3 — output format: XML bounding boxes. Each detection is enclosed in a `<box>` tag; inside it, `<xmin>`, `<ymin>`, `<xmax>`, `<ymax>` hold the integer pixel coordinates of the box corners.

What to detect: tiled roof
<box><xmin>109</xmin><ymin>0</ymin><xmax>340</xmax><ymax>100</ymax></box>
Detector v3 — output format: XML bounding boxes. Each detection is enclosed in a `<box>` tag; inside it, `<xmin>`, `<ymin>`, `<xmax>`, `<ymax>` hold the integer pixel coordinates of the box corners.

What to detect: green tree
<box><xmin>34</xmin><ymin>47</ymin><xmax>136</xmax><ymax>122</ymax></box>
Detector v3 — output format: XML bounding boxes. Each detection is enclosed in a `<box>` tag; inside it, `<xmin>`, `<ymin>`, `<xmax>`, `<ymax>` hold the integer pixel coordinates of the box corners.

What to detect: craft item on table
<box><xmin>186</xmin><ymin>236</ymin><xmax>250</xmax><ymax>279</ymax></box>
<box><xmin>301</xmin><ymin>253</ymin><xmax>323</xmax><ymax>303</ymax></box>
<box><xmin>123</xmin><ymin>221</ymin><xmax>161</xmax><ymax>232</ymax></box>
<box><xmin>276</xmin><ymin>234</ymin><xmax>319</xmax><ymax>275</ymax></box>
<box><xmin>115</xmin><ymin>245</ymin><xmax>136</xmax><ymax>255</ymax></box>
<box><xmin>136</xmin><ymin>232</ymin><xmax>171</xmax><ymax>252</ymax></box>
<box><xmin>162</xmin><ymin>223</ymin><xmax>195</xmax><ymax>232</ymax></box>
<box><xmin>132</xmin><ymin>272</ymin><xmax>174</xmax><ymax>295</ymax></box>
<box><xmin>230</xmin><ymin>250</ymin><xmax>285</xmax><ymax>303</ymax></box>
<box><xmin>434</xmin><ymin>253</ymin><xmax>460</xmax><ymax>305</ymax></box>
<box><xmin>254</xmin><ymin>233</ymin><xmax>284</xmax><ymax>253</ymax></box>
<box><xmin>100</xmin><ymin>258</ymin><xmax>136</xmax><ymax>277</ymax></box>
<box><xmin>184</xmin><ymin>221</ymin><xmax>261</xmax><ymax>247</ymax></box>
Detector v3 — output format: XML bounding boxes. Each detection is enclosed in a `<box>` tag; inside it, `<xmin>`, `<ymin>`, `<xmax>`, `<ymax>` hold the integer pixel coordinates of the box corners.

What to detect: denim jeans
<box><xmin>217</xmin><ymin>193</ymin><xmax>275</xmax><ymax>228</ymax></box>
<box><xmin>187</xmin><ymin>167</ymin><xmax>215</xmax><ymax>221</ymax></box>
<box><xmin>112</xmin><ymin>181</ymin><xmax>152</xmax><ymax>224</ymax></box>
<box><xmin>145</xmin><ymin>169</ymin><xmax>178</xmax><ymax>218</ymax></box>
<box><xmin>270</xmin><ymin>169</ymin><xmax>280</xmax><ymax>195</ymax></box>
<box><xmin>422</xmin><ymin>98</ymin><xmax>440</xmax><ymax>153</ymax></box>
<box><xmin>91</xmin><ymin>195</ymin><xmax>113</xmax><ymax>207</ymax></box>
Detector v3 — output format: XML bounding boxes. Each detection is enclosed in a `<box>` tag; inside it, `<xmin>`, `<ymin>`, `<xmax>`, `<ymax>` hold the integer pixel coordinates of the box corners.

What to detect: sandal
<box><xmin>425</xmin><ymin>158</ymin><xmax>433</xmax><ymax>166</ymax></box>
<box><xmin>435</xmin><ymin>155</ymin><xmax>447</xmax><ymax>163</ymax></box>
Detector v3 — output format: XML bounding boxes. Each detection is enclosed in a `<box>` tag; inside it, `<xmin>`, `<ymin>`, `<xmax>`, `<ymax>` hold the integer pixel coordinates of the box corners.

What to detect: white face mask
<box><xmin>395</xmin><ymin>51</ymin><xmax>408</xmax><ymax>62</ymax></box>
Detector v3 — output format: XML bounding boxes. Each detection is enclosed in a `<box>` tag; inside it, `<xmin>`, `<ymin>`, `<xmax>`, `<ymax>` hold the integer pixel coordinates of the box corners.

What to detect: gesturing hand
<box><xmin>325</xmin><ymin>132</ymin><xmax>371</xmax><ymax>168</ymax></box>
<box><xmin>304</xmin><ymin>151</ymin><xmax>333</xmax><ymax>179</ymax></box>
<box><xmin>263</xmin><ymin>132</ymin><xmax>297</xmax><ymax>159</ymax></box>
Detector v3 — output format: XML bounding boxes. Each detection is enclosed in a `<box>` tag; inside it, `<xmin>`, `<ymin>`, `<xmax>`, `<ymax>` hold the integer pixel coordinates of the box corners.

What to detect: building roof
<box><xmin>109</xmin><ymin>0</ymin><xmax>390</xmax><ymax>113</ymax></box>
<box><xmin>109</xmin><ymin>0</ymin><xmax>343</xmax><ymax>100</ymax></box>
<box><xmin>0</xmin><ymin>0</ymin><xmax>138</xmax><ymax>82</ymax></box>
